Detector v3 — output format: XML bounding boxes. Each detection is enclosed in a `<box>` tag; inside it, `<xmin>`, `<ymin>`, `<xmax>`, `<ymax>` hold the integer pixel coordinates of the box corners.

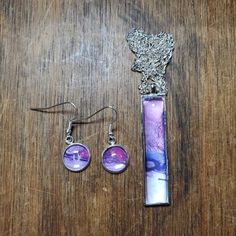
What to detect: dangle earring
<box><xmin>31</xmin><ymin>103</ymin><xmax>129</xmax><ymax>173</ymax></box>
<box><xmin>31</xmin><ymin>102</ymin><xmax>91</xmax><ymax>172</ymax></box>
<box><xmin>69</xmin><ymin>106</ymin><xmax>129</xmax><ymax>174</ymax></box>
<box><xmin>101</xmin><ymin>123</ymin><xmax>129</xmax><ymax>174</ymax></box>
<box><xmin>63</xmin><ymin>119</ymin><xmax>91</xmax><ymax>172</ymax></box>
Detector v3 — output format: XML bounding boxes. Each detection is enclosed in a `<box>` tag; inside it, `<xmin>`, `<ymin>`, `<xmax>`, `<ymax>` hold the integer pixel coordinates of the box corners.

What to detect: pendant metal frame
<box><xmin>141</xmin><ymin>94</ymin><xmax>169</xmax><ymax>206</ymax></box>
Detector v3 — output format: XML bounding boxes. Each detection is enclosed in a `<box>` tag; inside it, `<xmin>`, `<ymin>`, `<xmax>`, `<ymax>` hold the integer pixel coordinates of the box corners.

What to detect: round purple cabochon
<box><xmin>102</xmin><ymin>145</ymin><xmax>128</xmax><ymax>173</ymax></box>
<box><xmin>63</xmin><ymin>143</ymin><xmax>90</xmax><ymax>172</ymax></box>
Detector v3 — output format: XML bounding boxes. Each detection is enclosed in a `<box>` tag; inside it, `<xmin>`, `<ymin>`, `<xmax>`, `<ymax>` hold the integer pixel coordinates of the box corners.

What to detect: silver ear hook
<box><xmin>30</xmin><ymin>101</ymin><xmax>79</xmax><ymax>145</ymax></box>
<box><xmin>71</xmin><ymin>105</ymin><xmax>117</xmax><ymax>145</ymax></box>
<box><xmin>30</xmin><ymin>101</ymin><xmax>78</xmax><ymax>117</ymax></box>
<box><xmin>71</xmin><ymin>105</ymin><xmax>117</xmax><ymax>124</ymax></box>
<box><xmin>31</xmin><ymin>103</ymin><xmax>118</xmax><ymax>145</ymax></box>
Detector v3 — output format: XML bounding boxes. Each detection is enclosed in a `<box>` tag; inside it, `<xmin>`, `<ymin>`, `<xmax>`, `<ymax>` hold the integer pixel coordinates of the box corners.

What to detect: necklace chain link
<box><xmin>127</xmin><ymin>28</ymin><xmax>174</xmax><ymax>95</ymax></box>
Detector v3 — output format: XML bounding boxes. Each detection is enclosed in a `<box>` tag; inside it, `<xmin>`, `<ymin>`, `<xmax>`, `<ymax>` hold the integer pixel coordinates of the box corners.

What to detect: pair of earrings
<box><xmin>31</xmin><ymin>102</ymin><xmax>129</xmax><ymax>174</ymax></box>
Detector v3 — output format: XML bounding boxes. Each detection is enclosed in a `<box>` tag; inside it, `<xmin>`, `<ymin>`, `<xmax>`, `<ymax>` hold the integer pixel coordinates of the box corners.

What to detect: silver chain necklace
<box><xmin>127</xmin><ymin>28</ymin><xmax>174</xmax><ymax>95</ymax></box>
<box><xmin>127</xmin><ymin>28</ymin><xmax>174</xmax><ymax>206</ymax></box>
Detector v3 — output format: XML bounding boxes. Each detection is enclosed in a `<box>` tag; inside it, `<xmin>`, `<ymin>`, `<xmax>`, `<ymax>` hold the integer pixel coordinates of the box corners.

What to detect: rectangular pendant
<box><xmin>141</xmin><ymin>95</ymin><xmax>169</xmax><ymax>206</ymax></box>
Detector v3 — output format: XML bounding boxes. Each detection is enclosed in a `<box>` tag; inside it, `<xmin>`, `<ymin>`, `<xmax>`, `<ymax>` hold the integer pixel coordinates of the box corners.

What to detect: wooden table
<box><xmin>0</xmin><ymin>1</ymin><xmax>235</xmax><ymax>235</ymax></box>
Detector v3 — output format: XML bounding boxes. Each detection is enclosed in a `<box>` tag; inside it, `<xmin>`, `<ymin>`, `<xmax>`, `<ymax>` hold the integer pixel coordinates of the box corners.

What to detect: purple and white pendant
<box><xmin>142</xmin><ymin>95</ymin><xmax>169</xmax><ymax>205</ymax></box>
<box><xmin>101</xmin><ymin>145</ymin><xmax>129</xmax><ymax>174</ymax></box>
<box><xmin>63</xmin><ymin>143</ymin><xmax>90</xmax><ymax>172</ymax></box>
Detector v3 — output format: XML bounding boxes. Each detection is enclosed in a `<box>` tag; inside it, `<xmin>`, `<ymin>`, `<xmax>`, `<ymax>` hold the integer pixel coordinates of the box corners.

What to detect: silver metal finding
<box><xmin>70</xmin><ymin>105</ymin><xmax>117</xmax><ymax>145</ymax></box>
<box><xmin>108</xmin><ymin>123</ymin><xmax>116</xmax><ymax>145</ymax></box>
<box><xmin>30</xmin><ymin>101</ymin><xmax>79</xmax><ymax>145</ymax></box>
<box><xmin>71</xmin><ymin>105</ymin><xmax>117</xmax><ymax>125</ymax></box>
<box><xmin>65</xmin><ymin>120</ymin><xmax>74</xmax><ymax>145</ymax></box>
<box><xmin>127</xmin><ymin>28</ymin><xmax>175</xmax><ymax>95</ymax></box>
<box><xmin>31</xmin><ymin>102</ymin><xmax>118</xmax><ymax>145</ymax></box>
<box><xmin>30</xmin><ymin>101</ymin><xmax>78</xmax><ymax>117</ymax></box>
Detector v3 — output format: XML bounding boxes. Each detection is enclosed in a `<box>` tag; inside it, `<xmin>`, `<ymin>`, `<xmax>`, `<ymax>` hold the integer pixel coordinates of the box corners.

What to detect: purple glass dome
<box><xmin>63</xmin><ymin>143</ymin><xmax>90</xmax><ymax>172</ymax></box>
<box><xmin>101</xmin><ymin>145</ymin><xmax>129</xmax><ymax>173</ymax></box>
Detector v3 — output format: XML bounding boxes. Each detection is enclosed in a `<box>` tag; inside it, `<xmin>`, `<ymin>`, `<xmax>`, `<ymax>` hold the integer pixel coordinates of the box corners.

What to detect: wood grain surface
<box><xmin>0</xmin><ymin>0</ymin><xmax>235</xmax><ymax>235</ymax></box>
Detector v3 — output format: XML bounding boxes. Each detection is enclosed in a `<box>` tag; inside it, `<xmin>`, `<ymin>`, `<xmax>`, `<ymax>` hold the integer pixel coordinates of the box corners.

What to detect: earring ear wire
<box><xmin>30</xmin><ymin>101</ymin><xmax>79</xmax><ymax>120</ymax></box>
<box><xmin>31</xmin><ymin>102</ymin><xmax>118</xmax><ymax>145</ymax></box>
<box><xmin>71</xmin><ymin>105</ymin><xmax>117</xmax><ymax>125</ymax></box>
<box><xmin>30</xmin><ymin>101</ymin><xmax>78</xmax><ymax>112</ymax></box>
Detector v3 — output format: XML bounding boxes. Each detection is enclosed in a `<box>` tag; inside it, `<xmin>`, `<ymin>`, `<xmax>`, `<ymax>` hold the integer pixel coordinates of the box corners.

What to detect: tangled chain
<box><xmin>127</xmin><ymin>28</ymin><xmax>174</xmax><ymax>95</ymax></box>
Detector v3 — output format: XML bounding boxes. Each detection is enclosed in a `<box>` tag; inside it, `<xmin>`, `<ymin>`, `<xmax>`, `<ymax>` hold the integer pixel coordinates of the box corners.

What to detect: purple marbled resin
<box><xmin>63</xmin><ymin>143</ymin><xmax>90</xmax><ymax>172</ymax></box>
<box><xmin>142</xmin><ymin>95</ymin><xmax>169</xmax><ymax>205</ymax></box>
<box><xmin>102</xmin><ymin>145</ymin><xmax>128</xmax><ymax>173</ymax></box>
